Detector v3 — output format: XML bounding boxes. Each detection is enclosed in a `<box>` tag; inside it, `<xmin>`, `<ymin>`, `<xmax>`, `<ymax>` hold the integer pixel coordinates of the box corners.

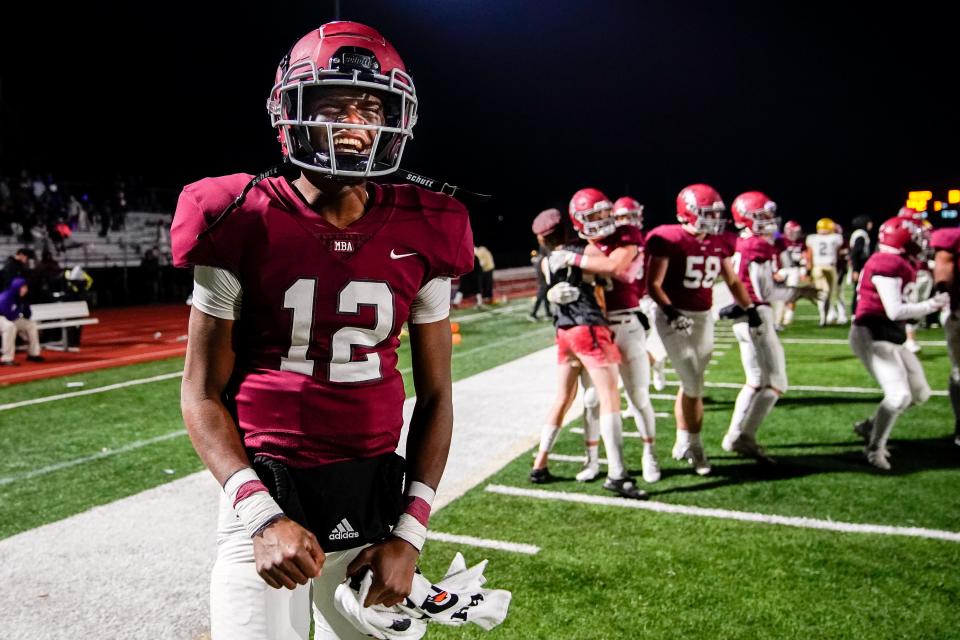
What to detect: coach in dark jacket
<box><xmin>849</xmin><ymin>216</ymin><xmax>874</xmax><ymax>313</ymax></box>
<box><xmin>0</xmin><ymin>277</ymin><xmax>43</xmax><ymax>365</ymax></box>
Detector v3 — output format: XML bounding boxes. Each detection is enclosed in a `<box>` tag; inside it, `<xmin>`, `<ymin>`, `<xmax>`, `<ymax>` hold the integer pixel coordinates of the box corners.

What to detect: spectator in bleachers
<box><xmin>36</xmin><ymin>250</ymin><xmax>62</xmax><ymax>302</ymax></box>
<box><xmin>0</xmin><ymin>277</ymin><xmax>44</xmax><ymax>365</ymax></box>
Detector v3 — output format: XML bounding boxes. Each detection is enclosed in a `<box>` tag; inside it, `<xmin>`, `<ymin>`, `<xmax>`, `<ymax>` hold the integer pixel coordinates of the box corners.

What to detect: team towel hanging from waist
<box><xmin>334</xmin><ymin>552</ymin><xmax>512</xmax><ymax>639</ymax></box>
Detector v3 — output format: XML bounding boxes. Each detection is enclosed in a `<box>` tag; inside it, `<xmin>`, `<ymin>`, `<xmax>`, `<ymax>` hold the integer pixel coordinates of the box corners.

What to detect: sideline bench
<box><xmin>30</xmin><ymin>301</ymin><xmax>99</xmax><ymax>351</ymax></box>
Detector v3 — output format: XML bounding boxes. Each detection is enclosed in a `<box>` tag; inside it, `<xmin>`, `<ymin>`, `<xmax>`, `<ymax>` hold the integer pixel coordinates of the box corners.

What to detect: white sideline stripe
<box><xmin>0</xmin><ymin>347</ymin><xmax>187</xmax><ymax>383</ymax></box>
<box><xmin>0</xmin><ymin>431</ymin><xmax>186</xmax><ymax>486</ymax></box>
<box><xmin>485</xmin><ymin>485</ymin><xmax>960</xmax><ymax>543</ymax></box>
<box><xmin>426</xmin><ymin>531</ymin><xmax>540</xmax><ymax>555</ymax></box>
<box><xmin>651</xmin><ymin>393</ymin><xmax>675</xmax><ymax>400</ymax></box>
<box><xmin>572</xmin><ymin>427</ymin><xmax>664</xmax><ymax>439</ymax></box>
<box><xmin>661</xmin><ymin>380</ymin><xmax>948</xmax><ymax>397</ymax></box>
<box><xmin>780</xmin><ymin>338</ymin><xmax>947</xmax><ymax>347</ymax></box>
<box><xmin>452</xmin><ymin>300</ymin><xmax>529</xmax><ymax>323</ymax></box>
<box><xmin>0</xmin><ymin>371</ymin><xmax>184</xmax><ymax>411</ymax></box>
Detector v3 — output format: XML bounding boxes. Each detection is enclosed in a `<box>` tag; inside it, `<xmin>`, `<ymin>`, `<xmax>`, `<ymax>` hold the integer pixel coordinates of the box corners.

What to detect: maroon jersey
<box><xmin>854</xmin><ymin>252</ymin><xmax>917</xmax><ymax>323</ymax></box>
<box><xmin>171</xmin><ymin>174</ymin><xmax>474</xmax><ymax>467</ymax></box>
<box><xmin>735</xmin><ymin>234</ymin><xmax>776</xmax><ymax>305</ymax></box>
<box><xmin>931</xmin><ymin>227</ymin><xmax>960</xmax><ymax>310</ymax></box>
<box><xmin>780</xmin><ymin>236</ymin><xmax>806</xmax><ymax>269</ymax></box>
<box><xmin>645</xmin><ymin>225</ymin><xmax>737</xmax><ymax>312</ymax></box>
<box><xmin>593</xmin><ymin>225</ymin><xmax>645</xmax><ymax>312</ymax></box>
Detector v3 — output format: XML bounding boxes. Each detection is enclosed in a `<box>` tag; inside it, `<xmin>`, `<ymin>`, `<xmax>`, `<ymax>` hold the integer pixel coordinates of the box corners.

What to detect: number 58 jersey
<box><xmin>171</xmin><ymin>174</ymin><xmax>474</xmax><ymax>467</ymax></box>
<box><xmin>645</xmin><ymin>224</ymin><xmax>737</xmax><ymax>312</ymax></box>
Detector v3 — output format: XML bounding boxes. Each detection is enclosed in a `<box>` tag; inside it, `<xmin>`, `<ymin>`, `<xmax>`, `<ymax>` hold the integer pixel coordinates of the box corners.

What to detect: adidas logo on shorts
<box><xmin>329</xmin><ymin>518</ymin><xmax>360</xmax><ymax>541</ymax></box>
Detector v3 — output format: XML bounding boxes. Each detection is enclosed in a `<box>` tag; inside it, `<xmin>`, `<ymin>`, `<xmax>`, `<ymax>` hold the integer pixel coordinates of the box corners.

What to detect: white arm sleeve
<box><xmin>873</xmin><ymin>275</ymin><xmax>935</xmax><ymax>322</ymax></box>
<box><xmin>749</xmin><ymin>260</ymin><xmax>793</xmax><ymax>303</ymax></box>
<box><xmin>192</xmin><ymin>265</ymin><xmax>242</xmax><ymax>320</ymax></box>
<box><xmin>409</xmin><ymin>278</ymin><xmax>451</xmax><ymax>324</ymax></box>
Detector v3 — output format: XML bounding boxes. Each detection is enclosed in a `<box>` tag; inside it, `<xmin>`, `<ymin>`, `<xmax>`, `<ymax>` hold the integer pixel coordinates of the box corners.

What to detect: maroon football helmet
<box><xmin>569</xmin><ymin>188</ymin><xmax>615</xmax><ymax>239</ymax></box>
<box><xmin>676</xmin><ymin>184</ymin><xmax>726</xmax><ymax>235</ymax></box>
<box><xmin>612</xmin><ymin>196</ymin><xmax>644</xmax><ymax>229</ymax></box>
<box><xmin>783</xmin><ymin>220</ymin><xmax>803</xmax><ymax>242</ymax></box>
<box><xmin>267</xmin><ymin>22</ymin><xmax>417</xmax><ymax>177</ymax></box>
<box><xmin>731</xmin><ymin>191</ymin><xmax>779</xmax><ymax>235</ymax></box>
<box><xmin>878</xmin><ymin>216</ymin><xmax>924</xmax><ymax>256</ymax></box>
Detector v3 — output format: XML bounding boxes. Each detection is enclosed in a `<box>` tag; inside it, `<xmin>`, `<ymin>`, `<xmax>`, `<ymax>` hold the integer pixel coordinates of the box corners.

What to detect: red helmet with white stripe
<box><xmin>267</xmin><ymin>22</ymin><xmax>417</xmax><ymax>177</ymax></box>
<box><xmin>676</xmin><ymin>184</ymin><xmax>726</xmax><ymax>234</ymax></box>
<box><xmin>878</xmin><ymin>216</ymin><xmax>923</xmax><ymax>256</ymax></box>
<box><xmin>612</xmin><ymin>196</ymin><xmax>644</xmax><ymax>229</ymax></box>
<box><xmin>569</xmin><ymin>188</ymin><xmax>615</xmax><ymax>239</ymax></box>
<box><xmin>783</xmin><ymin>220</ymin><xmax>803</xmax><ymax>241</ymax></box>
<box><xmin>897</xmin><ymin>206</ymin><xmax>926</xmax><ymax>224</ymax></box>
<box><xmin>731</xmin><ymin>191</ymin><xmax>779</xmax><ymax>235</ymax></box>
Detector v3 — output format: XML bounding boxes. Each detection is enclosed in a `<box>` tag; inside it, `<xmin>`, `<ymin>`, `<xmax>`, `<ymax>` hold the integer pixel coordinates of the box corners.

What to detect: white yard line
<box><xmin>547</xmin><ymin>453</ymin><xmax>609</xmax><ymax>464</ymax></box>
<box><xmin>779</xmin><ymin>338</ymin><xmax>946</xmax><ymax>347</ymax></box>
<box><xmin>0</xmin><ymin>371</ymin><xmax>184</xmax><ymax>411</ymax></box>
<box><xmin>426</xmin><ymin>531</ymin><xmax>540</xmax><ymax>555</ymax></box>
<box><xmin>0</xmin><ymin>431</ymin><xmax>187</xmax><ymax>486</ymax></box>
<box><xmin>660</xmin><ymin>379</ymin><xmax>949</xmax><ymax>397</ymax></box>
<box><xmin>485</xmin><ymin>485</ymin><xmax>960</xmax><ymax>543</ymax></box>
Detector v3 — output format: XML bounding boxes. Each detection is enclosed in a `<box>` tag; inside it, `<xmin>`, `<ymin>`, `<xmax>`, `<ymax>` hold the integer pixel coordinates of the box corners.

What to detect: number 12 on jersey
<box><xmin>281</xmin><ymin>278</ymin><xmax>395</xmax><ymax>383</ymax></box>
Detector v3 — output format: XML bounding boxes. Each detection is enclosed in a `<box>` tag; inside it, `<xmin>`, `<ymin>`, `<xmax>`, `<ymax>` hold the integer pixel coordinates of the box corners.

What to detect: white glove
<box><xmin>928</xmin><ymin>292</ymin><xmax>950</xmax><ymax>313</ymax></box>
<box><xmin>546</xmin><ymin>281</ymin><xmax>580</xmax><ymax>305</ymax></box>
<box><xmin>547</xmin><ymin>250</ymin><xmax>579</xmax><ymax>273</ymax></box>
<box><xmin>670</xmin><ymin>314</ymin><xmax>694</xmax><ymax>336</ymax></box>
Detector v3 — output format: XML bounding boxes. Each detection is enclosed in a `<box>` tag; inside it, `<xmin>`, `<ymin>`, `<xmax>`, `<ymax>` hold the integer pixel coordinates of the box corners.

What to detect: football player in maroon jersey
<box><xmin>173</xmin><ymin>23</ymin><xmax>475</xmax><ymax>639</ymax></box>
<box><xmin>850</xmin><ymin>217</ymin><xmax>948</xmax><ymax>469</ymax></box>
<box><xmin>646</xmin><ymin>184</ymin><xmax>760</xmax><ymax>476</ymax></box>
<box><xmin>529</xmin><ymin>195</ymin><xmax>647</xmax><ymax>499</ymax></box>
<box><xmin>723</xmin><ymin>192</ymin><xmax>793</xmax><ymax>462</ymax></box>
<box><xmin>776</xmin><ymin>220</ymin><xmax>807</xmax><ymax>328</ymax></box>
<box><xmin>931</xmin><ymin>223</ymin><xmax>960</xmax><ymax>446</ymax></box>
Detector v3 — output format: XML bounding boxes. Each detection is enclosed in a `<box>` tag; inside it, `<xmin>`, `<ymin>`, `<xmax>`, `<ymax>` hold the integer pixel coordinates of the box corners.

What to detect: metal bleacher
<box><xmin>0</xmin><ymin>212</ymin><xmax>171</xmax><ymax>268</ymax></box>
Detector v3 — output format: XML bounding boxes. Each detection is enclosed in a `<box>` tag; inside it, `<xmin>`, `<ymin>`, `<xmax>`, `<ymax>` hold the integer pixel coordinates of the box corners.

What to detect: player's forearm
<box><xmin>727</xmin><ymin>278</ymin><xmax>753</xmax><ymax>308</ymax></box>
<box><xmin>405</xmin><ymin>392</ymin><xmax>453</xmax><ymax>490</ymax></box>
<box><xmin>934</xmin><ymin>251</ymin><xmax>954</xmax><ymax>290</ymax></box>
<box><xmin>649</xmin><ymin>283</ymin><xmax>673</xmax><ymax>310</ymax></box>
<box><xmin>181</xmin><ymin>391</ymin><xmax>251</xmax><ymax>485</ymax></box>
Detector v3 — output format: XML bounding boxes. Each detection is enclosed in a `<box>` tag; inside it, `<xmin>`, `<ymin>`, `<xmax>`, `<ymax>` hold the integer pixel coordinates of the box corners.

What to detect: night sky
<box><xmin>1</xmin><ymin>1</ymin><xmax>957</xmax><ymax>265</ymax></box>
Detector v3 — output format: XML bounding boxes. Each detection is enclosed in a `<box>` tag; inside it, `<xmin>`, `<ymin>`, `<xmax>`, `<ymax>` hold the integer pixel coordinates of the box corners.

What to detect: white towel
<box><xmin>334</xmin><ymin>552</ymin><xmax>512</xmax><ymax>640</ymax></box>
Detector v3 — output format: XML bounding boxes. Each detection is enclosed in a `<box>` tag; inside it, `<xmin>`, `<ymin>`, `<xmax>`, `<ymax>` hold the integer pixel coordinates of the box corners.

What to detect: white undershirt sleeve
<box><xmin>409</xmin><ymin>278</ymin><xmax>451</xmax><ymax>324</ymax></box>
<box><xmin>872</xmin><ymin>275</ymin><xmax>934</xmax><ymax>322</ymax></box>
<box><xmin>192</xmin><ymin>265</ymin><xmax>242</xmax><ymax>320</ymax></box>
<box><xmin>749</xmin><ymin>260</ymin><xmax>793</xmax><ymax>303</ymax></box>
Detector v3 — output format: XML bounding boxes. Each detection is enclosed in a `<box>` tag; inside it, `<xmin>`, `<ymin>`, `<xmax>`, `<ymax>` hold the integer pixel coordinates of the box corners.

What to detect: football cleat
<box><xmin>865</xmin><ymin>447</ymin><xmax>891</xmax><ymax>471</ymax></box>
<box><xmin>853</xmin><ymin>419</ymin><xmax>873</xmax><ymax>442</ymax></box>
<box><xmin>673</xmin><ymin>441</ymin><xmax>712</xmax><ymax>476</ymax></box>
<box><xmin>603</xmin><ymin>476</ymin><xmax>648</xmax><ymax>500</ymax></box>
<box><xmin>641</xmin><ymin>447</ymin><xmax>661</xmax><ymax>483</ymax></box>
<box><xmin>575</xmin><ymin>461</ymin><xmax>600</xmax><ymax>483</ymax></box>
<box><xmin>726</xmin><ymin>434</ymin><xmax>775</xmax><ymax>464</ymax></box>
<box><xmin>528</xmin><ymin>467</ymin><xmax>554</xmax><ymax>484</ymax></box>
<box><xmin>721</xmin><ymin>430</ymin><xmax>739</xmax><ymax>452</ymax></box>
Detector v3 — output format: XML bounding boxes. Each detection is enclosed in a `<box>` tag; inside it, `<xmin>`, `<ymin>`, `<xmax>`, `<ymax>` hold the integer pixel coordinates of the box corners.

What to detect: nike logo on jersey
<box><xmin>390</xmin><ymin>249</ymin><xmax>418</xmax><ymax>259</ymax></box>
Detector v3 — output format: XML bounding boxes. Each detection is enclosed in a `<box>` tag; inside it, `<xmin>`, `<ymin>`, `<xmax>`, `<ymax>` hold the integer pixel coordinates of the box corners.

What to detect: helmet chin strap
<box><xmin>196</xmin><ymin>161</ymin><xmax>299</xmax><ymax>239</ymax></box>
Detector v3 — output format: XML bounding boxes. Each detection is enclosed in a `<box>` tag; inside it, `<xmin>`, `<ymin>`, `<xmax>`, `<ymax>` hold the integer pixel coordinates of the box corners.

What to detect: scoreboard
<box><xmin>906</xmin><ymin>189</ymin><xmax>960</xmax><ymax>224</ymax></box>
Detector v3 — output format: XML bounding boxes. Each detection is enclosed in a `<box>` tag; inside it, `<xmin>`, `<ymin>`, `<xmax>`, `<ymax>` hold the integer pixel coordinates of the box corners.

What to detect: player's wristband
<box><xmin>391</xmin><ymin>481</ymin><xmax>435</xmax><ymax>553</ymax></box>
<box><xmin>223</xmin><ymin>467</ymin><xmax>285</xmax><ymax>539</ymax></box>
<box><xmin>574</xmin><ymin>254</ymin><xmax>588</xmax><ymax>269</ymax></box>
<box><xmin>661</xmin><ymin>304</ymin><xmax>680</xmax><ymax>321</ymax></box>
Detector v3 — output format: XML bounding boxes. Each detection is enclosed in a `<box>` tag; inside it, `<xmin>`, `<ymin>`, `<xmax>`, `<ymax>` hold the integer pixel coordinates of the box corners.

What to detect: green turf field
<box><xmin>3</xmin><ymin>298</ymin><xmax>959</xmax><ymax>639</ymax></box>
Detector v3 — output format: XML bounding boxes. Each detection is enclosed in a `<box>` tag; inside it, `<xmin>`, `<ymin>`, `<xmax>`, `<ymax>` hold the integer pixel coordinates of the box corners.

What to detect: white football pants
<box><xmin>849</xmin><ymin>324</ymin><xmax>930</xmax><ymax>450</ymax></box>
<box><xmin>210</xmin><ymin>492</ymin><xmax>368</xmax><ymax>640</ymax></box>
<box><xmin>728</xmin><ymin>306</ymin><xmax>788</xmax><ymax>439</ymax></box>
<box><xmin>655</xmin><ymin>308</ymin><xmax>713</xmax><ymax>398</ymax></box>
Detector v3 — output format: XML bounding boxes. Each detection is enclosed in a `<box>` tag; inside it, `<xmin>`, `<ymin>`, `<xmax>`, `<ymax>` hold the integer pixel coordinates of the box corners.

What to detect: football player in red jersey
<box><xmin>172</xmin><ymin>23</ymin><xmax>475</xmax><ymax>639</ymax></box>
<box><xmin>530</xmin><ymin>194</ymin><xmax>647</xmax><ymax>499</ymax></box>
<box><xmin>556</xmin><ymin>195</ymin><xmax>660</xmax><ymax>483</ymax></box>
<box><xmin>776</xmin><ymin>220</ymin><xmax>807</xmax><ymax>328</ymax></box>
<box><xmin>723</xmin><ymin>192</ymin><xmax>793</xmax><ymax>462</ymax></box>
<box><xmin>646</xmin><ymin>184</ymin><xmax>760</xmax><ymax>475</ymax></box>
<box><xmin>850</xmin><ymin>217</ymin><xmax>948</xmax><ymax>469</ymax></box>
<box><xmin>931</xmin><ymin>223</ymin><xmax>960</xmax><ymax>446</ymax></box>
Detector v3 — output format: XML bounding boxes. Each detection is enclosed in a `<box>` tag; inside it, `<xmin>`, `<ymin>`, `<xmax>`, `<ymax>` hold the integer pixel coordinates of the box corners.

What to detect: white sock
<box><xmin>783</xmin><ymin>307</ymin><xmax>794</xmax><ymax>325</ymax></box>
<box><xmin>599</xmin><ymin>412</ymin><xmax>626</xmax><ymax>479</ymax></box>
<box><xmin>585</xmin><ymin>443</ymin><xmax>599</xmax><ymax>465</ymax></box>
<box><xmin>742</xmin><ymin>387</ymin><xmax>779</xmax><ymax>438</ymax></box>
<box><xmin>728</xmin><ymin>385</ymin><xmax>758</xmax><ymax>439</ymax></box>
<box><xmin>675</xmin><ymin>428</ymin><xmax>691</xmax><ymax>450</ymax></box>
<box><xmin>538</xmin><ymin>424</ymin><xmax>561</xmax><ymax>456</ymax></box>
<box><xmin>629</xmin><ymin>402</ymin><xmax>657</xmax><ymax>441</ymax></box>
